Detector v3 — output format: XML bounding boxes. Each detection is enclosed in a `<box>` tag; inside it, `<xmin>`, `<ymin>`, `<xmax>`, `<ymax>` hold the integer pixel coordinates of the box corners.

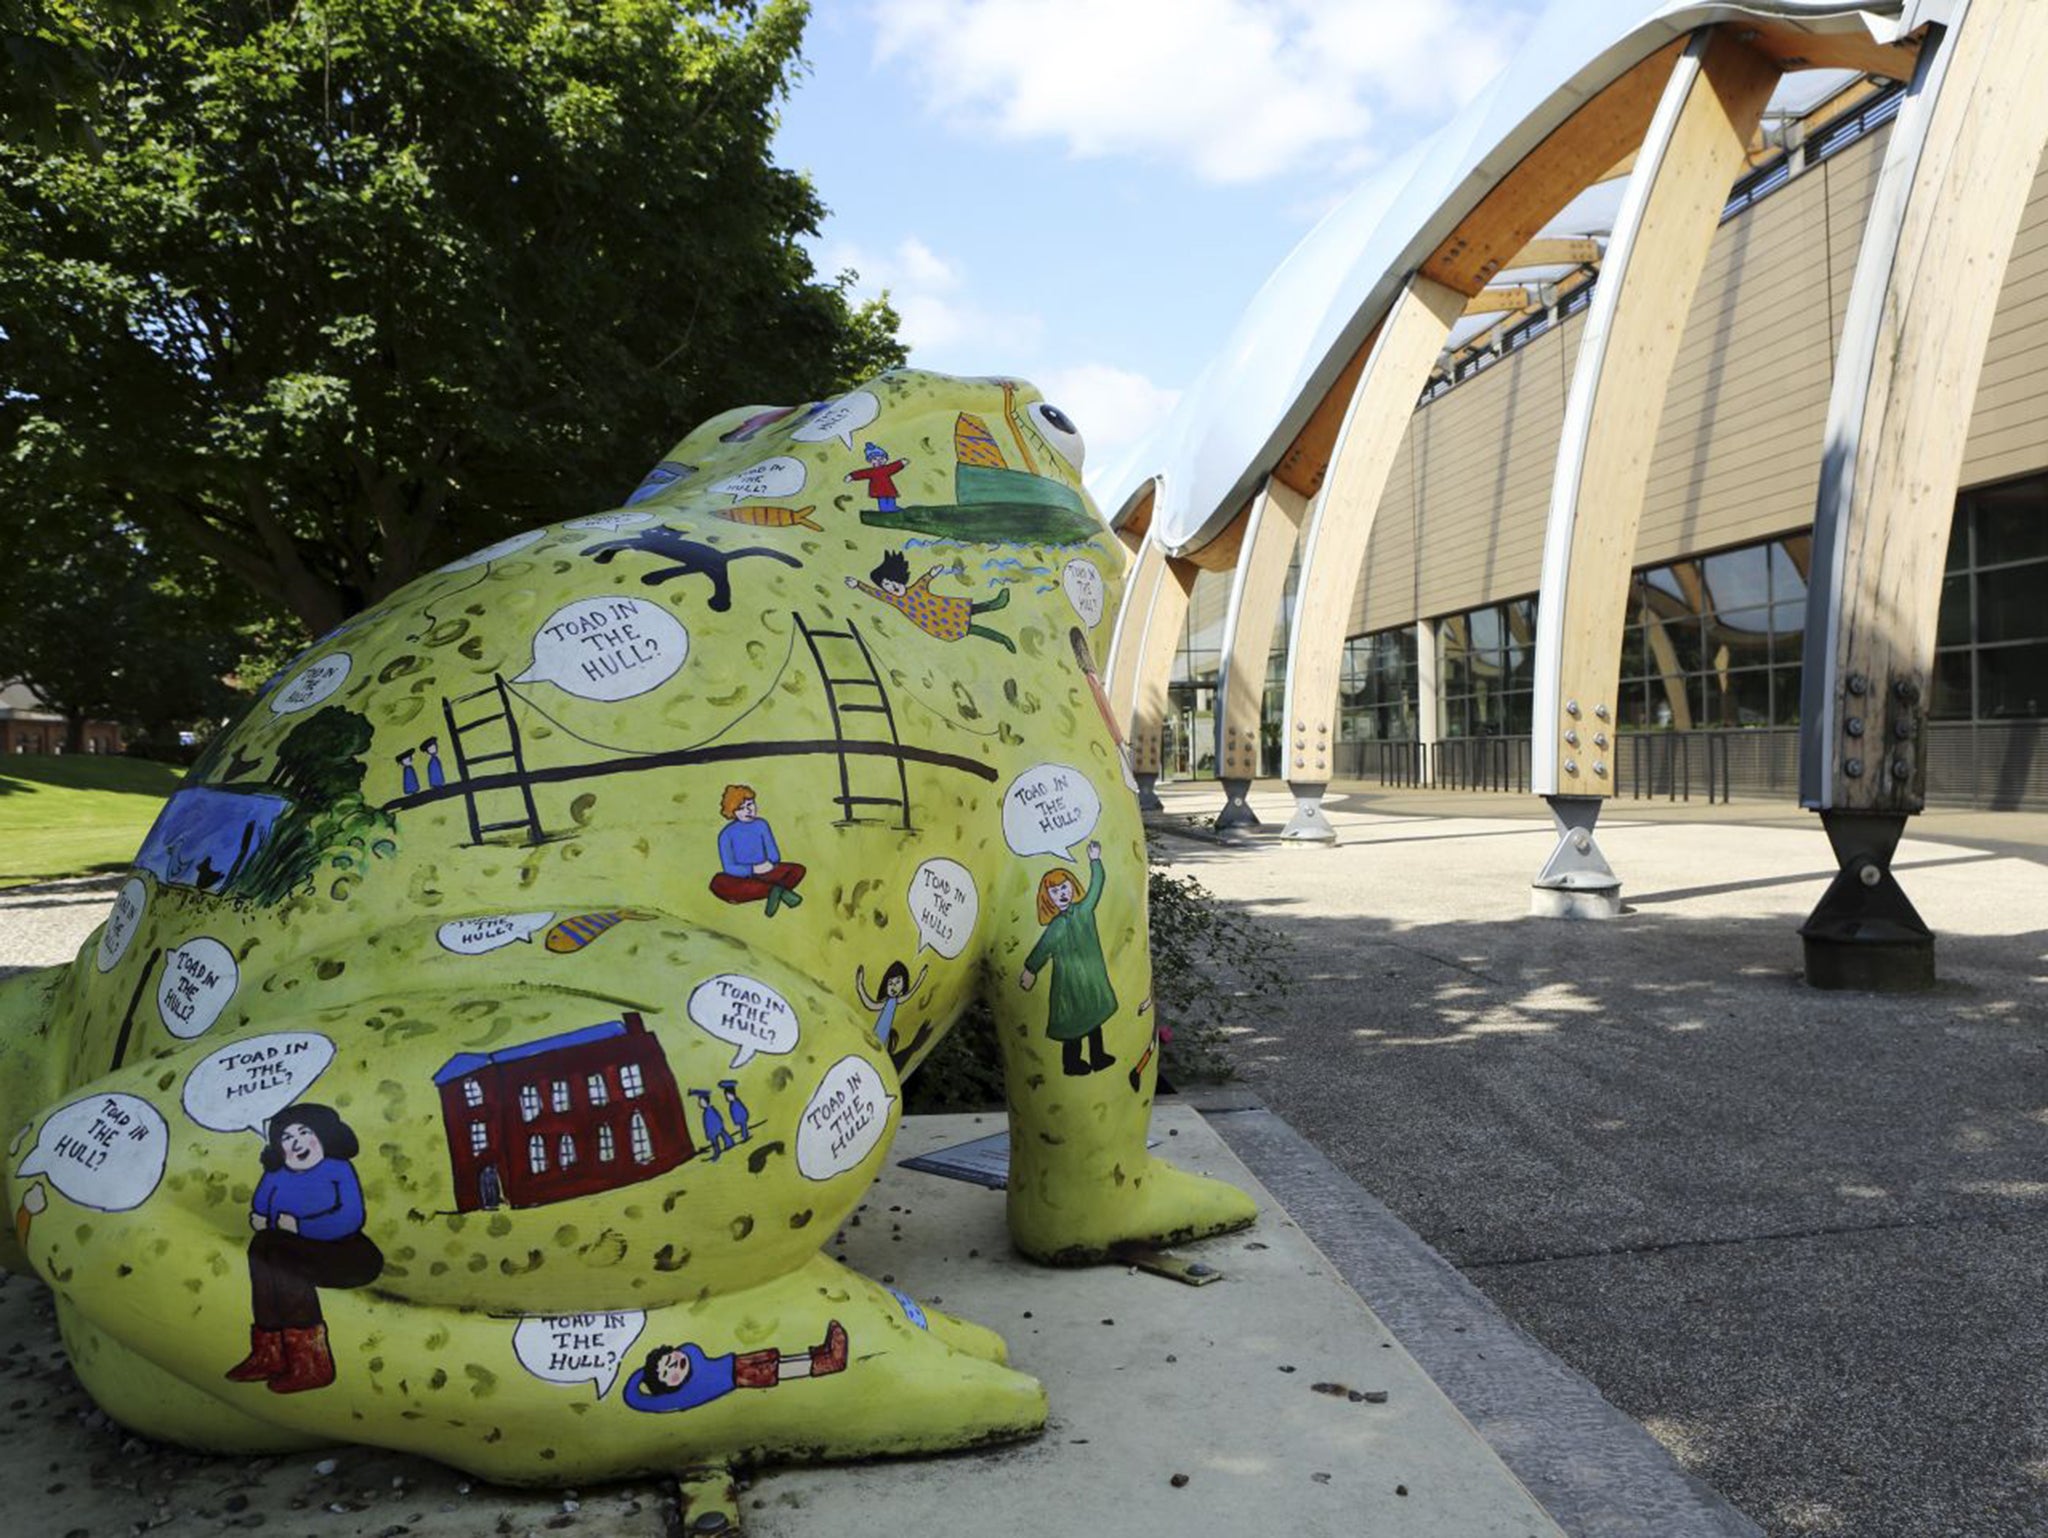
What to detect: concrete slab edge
<box><xmin>1180</xmin><ymin>1095</ymin><xmax>1765</xmax><ymax>1538</ymax></box>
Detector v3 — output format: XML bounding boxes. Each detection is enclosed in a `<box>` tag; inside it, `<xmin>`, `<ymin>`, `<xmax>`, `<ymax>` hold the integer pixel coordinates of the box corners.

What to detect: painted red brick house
<box><xmin>432</xmin><ymin>1012</ymin><xmax>693</xmax><ymax>1212</ymax></box>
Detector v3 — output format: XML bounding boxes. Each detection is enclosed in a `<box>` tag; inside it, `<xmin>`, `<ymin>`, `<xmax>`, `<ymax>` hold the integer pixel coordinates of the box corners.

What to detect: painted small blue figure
<box><xmin>692</xmin><ymin>1089</ymin><xmax>737</xmax><ymax>1160</ymax></box>
<box><xmin>396</xmin><ymin>751</ymin><xmax>420</xmax><ymax>798</ymax></box>
<box><xmin>719</xmin><ymin>1080</ymin><xmax>752</xmax><ymax>1143</ymax></box>
<box><xmin>424</xmin><ymin>737</ymin><xmax>446</xmax><ymax>789</ymax></box>
<box><xmin>622</xmin><ymin>1322</ymin><xmax>848</xmax><ymax>1414</ymax></box>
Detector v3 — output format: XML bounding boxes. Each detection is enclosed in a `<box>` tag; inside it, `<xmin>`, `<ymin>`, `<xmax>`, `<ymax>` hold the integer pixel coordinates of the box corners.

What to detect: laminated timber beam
<box><xmin>1210</xmin><ymin>477</ymin><xmax>1311</xmax><ymax>829</ymax></box>
<box><xmin>1798</xmin><ymin>0</ymin><xmax>2048</xmax><ymax>989</ymax></box>
<box><xmin>1126</xmin><ymin>547</ymin><xmax>1201</xmax><ymax>811</ymax></box>
<box><xmin>1528</xmin><ymin>26</ymin><xmax>1782</xmax><ymax>916</ymax></box>
<box><xmin>1276</xmin><ymin>275</ymin><xmax>1467</xmax><ymax>842</ymax></box>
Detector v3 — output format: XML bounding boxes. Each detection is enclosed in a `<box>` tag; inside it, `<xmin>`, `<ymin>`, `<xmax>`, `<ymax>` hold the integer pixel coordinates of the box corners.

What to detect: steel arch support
<box><xmin>1798</xmin><ymin>0</ymin><xmax>2048</xmax><ymax>988</ymax></box>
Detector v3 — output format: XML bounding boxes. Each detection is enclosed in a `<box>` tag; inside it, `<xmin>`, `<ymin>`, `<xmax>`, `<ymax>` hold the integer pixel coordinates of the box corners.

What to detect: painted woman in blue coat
<box><xmin>224</xmin><ymin>1103</ymin><xmax>384</xmax><ymax>1395</ymax></box>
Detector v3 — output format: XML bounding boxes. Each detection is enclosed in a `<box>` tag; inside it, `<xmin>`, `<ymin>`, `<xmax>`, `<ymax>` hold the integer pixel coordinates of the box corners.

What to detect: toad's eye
<box><xmin>1027</xmin><ymin>402</ymin><xmax>1084</xmax><ymax>473</ymax></box>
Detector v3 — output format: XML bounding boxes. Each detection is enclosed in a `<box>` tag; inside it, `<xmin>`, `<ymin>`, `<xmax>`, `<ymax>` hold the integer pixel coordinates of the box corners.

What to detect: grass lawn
<box><xmin>0</xmin><ymin>755</ymin><xmax>183</xmax><ymax>888</ymax></box>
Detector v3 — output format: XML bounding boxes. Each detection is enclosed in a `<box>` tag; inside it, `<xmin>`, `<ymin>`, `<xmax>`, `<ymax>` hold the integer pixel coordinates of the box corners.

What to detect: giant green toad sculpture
<box><xmin>0</xmin><ymin>369</ymin><xmax>1255</xmax><ymax>1482</ymax></box>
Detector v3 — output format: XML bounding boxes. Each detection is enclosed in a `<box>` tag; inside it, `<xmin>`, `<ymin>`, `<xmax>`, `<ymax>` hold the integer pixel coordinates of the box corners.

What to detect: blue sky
<box><xmin>771</xmin><ymin>0</ymin><xmax>1543</xmax><ymax>479</ymax></box>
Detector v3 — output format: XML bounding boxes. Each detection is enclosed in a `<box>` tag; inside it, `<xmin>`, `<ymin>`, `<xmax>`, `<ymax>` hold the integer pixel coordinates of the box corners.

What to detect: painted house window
<box><xmin>528</xmin><ymin>1134</ymin><xmax>548</xmax><ymax>1173</ymax></box>
<box><xmin>629</xmin><ymin>1112</ymin><xmax>653</xmax><ymax>1164</ymax></box>
<box><xmin>558</xmin><ymin>1133</ymin><xmax>577</xmax><ymax>1168</ymax></box>
<box><xmin>551</xmin><ymin>1079</ymin><xmax>571</xmax><ymax>1114</ymax></box>
<box><xmin>620</xmin><ymin>1063</ymin><xmax>645</xmax><ymax>1098</ymax></box>
<box><xmin>519</xmin><ymin>1084</ymin><xmax>542</xmax><ymax>1122</ymax></box>
<box><xmin>468</xmin><ymin>1121</ymin><xmax>488</xmax><ymax>1155</ymax></box>
<box><xmin>587</xmin><ymin>1072</ymin><xmax>610</xmax><ymax>1106</ymax></box>
<box><xmin>462</xmin><ymin>1079</ymin><xmax>483</xmax><ymax>1108</ymax></box>
<box><xmin>597</xmin><ymin>1124</ymin><xmax>616</xmax><ymax>1162</ymax></box>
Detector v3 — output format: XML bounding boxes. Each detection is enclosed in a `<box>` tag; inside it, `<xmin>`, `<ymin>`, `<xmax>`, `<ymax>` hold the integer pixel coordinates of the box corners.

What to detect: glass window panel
<box><xmin>1978</xmin><ymin>641</ymin><xmax>2048</xmax><ymax>719</ymax></box>
<box><xmin>1700</xmin><ymin>668</ymin><xmax>1771</xmax><ymax>728</ymax></box>
<box><xmin>1467</xmin><ymin>606</ymin><xmax>1505</xmax><ymax>654</ymax></box>
<box><xmin>1772</xmin><ymin>664</ymin><xmax>1803</xmax><ymax>727</ymax></box>
<box><xmin>1945</xmin><ymin>508</ymin><xmax>1970</xmax><ymax>573</ymax></box>
<box><xmin>1642</xmin><ymin>565</ymin><xmax>1685</xmax><ymax>602</ymax></box>
<box><xmin>1703</xmin><ymin>545</ymin><xmax>1771</xmax><ymax>613</ymax></box>
<box><xmin>1504</xmin><ymin>691</ymin><xmax>1534</xmax><ymax>735</ymax></box>
<box><xmin>1770</xmin><ymin>540</ymin><xmax>1810</xmax><ymax>608</ymax></box>
<box><xmin>1971</xmin><ymin>479</ymin><xmax>2048</xmax><ymax>567</ymax></box>
<box><xmin>1617</xmin><ymin>682</ymin><xmax>1653</xmax><ymax>731</ymax></box>
<box><xmin>1932</xmin><ymin>650</ymin><xmax>1972</xmax><ymax>720</ymax></box>
<box><xmin>1620</xmin><ymin>624</ymin><xmax>1650</xmax><ymax>681</ymax></box>
<box><xmin>1975</xmin><ymin>564</ymin><xmax>2048</xmax><ymax>644</ymax></box>
<box><xmin>1645</xmin><ymin>613</ymin><xmax>1706</xmax><ymax>675</ymax></box>
<box><xmin>1706</xmin><ymin>608</ymin><xmax>1773</xmax><ymax>670</ymax></box>
<box><xmin>1936</xmin><ymin>573</ymin><xmax>1971</xmax><ymax>647</ymax></box>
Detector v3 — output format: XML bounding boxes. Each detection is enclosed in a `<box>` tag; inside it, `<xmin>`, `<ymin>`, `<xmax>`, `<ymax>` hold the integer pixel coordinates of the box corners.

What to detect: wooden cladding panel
<box><xmin>1962</xmin><ymin>142</ymin><xmax>2048</xmax><ymax>488</ymax></box>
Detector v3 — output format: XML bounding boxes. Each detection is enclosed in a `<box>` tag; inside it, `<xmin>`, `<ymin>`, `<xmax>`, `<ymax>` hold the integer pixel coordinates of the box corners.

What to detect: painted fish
<box><xmin>544</xmin><ymin>910</ymin><xmax>633</xmax><ymax>953</ymax></box>
<box><xmin>715</xmin><ymin>503</ymin><xmax>821</xmax><ymax>531</ymax></box>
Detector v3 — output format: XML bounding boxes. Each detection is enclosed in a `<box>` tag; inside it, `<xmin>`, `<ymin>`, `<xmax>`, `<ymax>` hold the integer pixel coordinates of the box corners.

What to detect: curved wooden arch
<box><xmin>1530</xmin><ymin>28</ymin><xmax>1782</xmax><ymax>807</ymax></box>
<box><xmin>1796</xmin><ymin>0</ymin><xmax>2048</xmax><ymax>985</ymax></box>
<box><xmin>1212</xmin><ymin>477</ymin><xmax>1310</xmax><ymax>811</ymax></box>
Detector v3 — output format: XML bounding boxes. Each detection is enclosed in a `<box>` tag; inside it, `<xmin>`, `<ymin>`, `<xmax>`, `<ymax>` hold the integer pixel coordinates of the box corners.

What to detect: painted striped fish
<box><xmin>715</xmin><ymin>503</ymin><xmax>821</xmax><ymax>531</ymax></box>
<box><xmin>544</xmin><ymin>910</ymin><xmax>633</xmax><ymax>953</ymax></box>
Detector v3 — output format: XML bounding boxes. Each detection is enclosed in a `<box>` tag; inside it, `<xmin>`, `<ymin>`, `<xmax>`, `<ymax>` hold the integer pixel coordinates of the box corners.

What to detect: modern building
<box><xmin>1100</xmin><ymin>0</ymin><xmax>2047</xmax><ymax>984</ymax></box>
<box><xmin>432</xmin><ymin>1012</ymin><xmax>693</xmax><ymax>1212</ymax></box>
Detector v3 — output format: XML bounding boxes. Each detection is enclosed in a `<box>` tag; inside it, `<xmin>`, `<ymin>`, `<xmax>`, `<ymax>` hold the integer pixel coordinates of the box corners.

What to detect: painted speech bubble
<box><xmin>439</xmin><ymin>528</ymin><xmax>547</xmax><ymax>572</ymax></box>
<box><xmin>181</xmin><ymin>1031</ymin><xmax>337</xmax><ymax>1136</ymax></box>
<box><xmin>513</xmin><ymin>1310</ymin><xmax>646</xmax><ymax>1399</ymax></box>
<box><xmin>796</xmin><ymin>1056</ymin><xmax>895</xmax><ymax>1182</ymax></box>
<box><xmin>514</xmin><ymin>596</ymin><xmax>688</xmax><ymax>702</ymax></box>
<box><xmin>789</xmin><ymin>390</ymin><xmax>881</xmax><ymax>451</ymax></box>
<box><xmin>1062</xmin><ymin>559</ymin><xmax>1106</xmax><ymax>628</ymax></box>
<box><xmin>157</xmin><ymin>937</ymin><xmax>239</xmax><ymax>1040</ymax></box>
<box><xmin>96</xmin><ymin>877</ymin><xmax>147</xmax><ymax>973</ymax></box>
<box><xmin>708</xmin><ymin>455</ymin><xmax>807</xmax><ymax>504</ymax></box>
<box><xmin>908</xmin><ymin>859</ymin><xmax>979</xmax><ymax>959</ymax></box>
<box><xmin>688</xmin><ymin>973</ymin><xmax>800</xmax><ymax>1070</ymax></box>
<box><xmin>270</xmin><ymin>653</ymin><xmax>352</xmax><ymax>715</ymax></box>
<box><xmin>437</xmin><ymin>912</ymin><xmax>556</xmax><ymax>956</ymax></box>
<box><xmin>1002</xmin><ymin>763</ymin><xmax>1104</xmax><ymax>859</ymax></box>
<box><xmin>565</xmin><ymin>510</ymin><xmax>655</xmax><ymax>533</ymax></box>
<box><xmin>16</xmin><ymin>1093</ymin><xmax>169</xmax><ymax>1213</ymax></box>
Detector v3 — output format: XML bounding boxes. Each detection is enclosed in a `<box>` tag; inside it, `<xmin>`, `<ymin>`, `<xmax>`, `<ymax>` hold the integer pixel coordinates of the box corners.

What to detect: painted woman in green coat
<box><xmin>1018</xmin><ymin>841</ymin><xmax>1120</xmax><ymax>1077</ymax></box>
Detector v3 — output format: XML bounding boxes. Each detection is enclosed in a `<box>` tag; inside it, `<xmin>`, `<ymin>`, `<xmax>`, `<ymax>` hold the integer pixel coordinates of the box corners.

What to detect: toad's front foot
<box><xmin>1006</xmin><ymin>1156</ymin><xmax>1257</xmax><ymax>1266</ymax></box>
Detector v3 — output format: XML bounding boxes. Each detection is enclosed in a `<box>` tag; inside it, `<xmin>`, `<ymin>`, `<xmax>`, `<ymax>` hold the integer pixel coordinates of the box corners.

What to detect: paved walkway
<box><xmin>1147</xmin><ymin>778</ymin><xmax>2048</xmax><ymax>1538</ymax></box>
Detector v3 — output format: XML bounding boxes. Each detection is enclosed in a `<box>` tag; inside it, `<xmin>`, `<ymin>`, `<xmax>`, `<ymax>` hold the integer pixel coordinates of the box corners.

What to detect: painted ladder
<box><xmin>795</xmin><ymin>612</ymin><xmax>914</xmax><ymax>829</ymax></box>
<box><xmin>441</xmin><ymin>675</ymin><xmax>545</xmax><ymax>845</ymax></box>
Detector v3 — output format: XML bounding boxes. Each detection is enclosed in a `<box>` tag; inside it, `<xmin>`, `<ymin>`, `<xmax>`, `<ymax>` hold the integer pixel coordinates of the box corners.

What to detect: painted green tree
<box><xmin>0</xmin><ymin>0</ymin><xmax>904</xmax><ymax>637</ymax></box>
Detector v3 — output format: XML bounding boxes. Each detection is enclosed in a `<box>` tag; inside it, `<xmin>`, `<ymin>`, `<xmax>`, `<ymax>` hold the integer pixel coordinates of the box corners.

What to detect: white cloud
<box><xmin>870</xmin><ymin>0</ymin><xmax>1527</xmax><ymax>184</ymax></box>
<box><xmin>1034</xmin><ymin>361</ymin><xmax>1179</xmax><ymax>485</ymax></box>
<box><xmin>825</xmin><ymin>235</ymin><xmax>1044</xmax><ymax>361</ymax></box>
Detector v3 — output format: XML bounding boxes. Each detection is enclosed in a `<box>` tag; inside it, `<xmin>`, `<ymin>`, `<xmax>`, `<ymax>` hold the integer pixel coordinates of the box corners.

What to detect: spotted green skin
<box><xmin>0</xmin><ymin>370</ymin><xmax>1255</xmax><ymax>1482</ymax></box>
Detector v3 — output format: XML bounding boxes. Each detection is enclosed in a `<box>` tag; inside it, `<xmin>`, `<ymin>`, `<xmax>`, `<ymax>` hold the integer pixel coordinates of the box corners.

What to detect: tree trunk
<box><xmin>65</xmin><ymin>710</ymin><xmax>87</xmax><ymax>754</ymax></box>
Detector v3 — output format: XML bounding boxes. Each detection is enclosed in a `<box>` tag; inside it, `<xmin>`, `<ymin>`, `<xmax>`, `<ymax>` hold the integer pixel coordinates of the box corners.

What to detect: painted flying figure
<box><xmin>0</xmin><ymin>369</ymin><xmax>1255</xmax><ymax>1490</ymax></box>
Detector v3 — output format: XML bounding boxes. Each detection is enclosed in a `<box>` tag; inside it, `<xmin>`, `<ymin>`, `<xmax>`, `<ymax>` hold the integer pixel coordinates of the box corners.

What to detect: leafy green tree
<box><xmin>1</xmin><ymin>0</ymin><xmax>903</xmax><ymax>636</ymax></box>
<box><xmin>0</xmin><ymin>508</ymin><xmax>251</xmax><ymax>751</ymax></box>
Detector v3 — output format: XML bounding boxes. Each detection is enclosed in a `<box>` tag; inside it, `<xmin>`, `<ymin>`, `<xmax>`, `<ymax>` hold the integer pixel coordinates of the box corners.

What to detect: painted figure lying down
<box><xmin>0</xmin><ymin>368</ymin><xmax>1255</xmax><ymax>1486</ymax></box>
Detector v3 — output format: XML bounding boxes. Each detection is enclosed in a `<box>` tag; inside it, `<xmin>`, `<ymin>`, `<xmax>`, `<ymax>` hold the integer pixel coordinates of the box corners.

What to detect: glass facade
<box><xmin>1438</xmin><ymin>599</ymin><xmax>1537</xmax><ymax>737</ymax></box>
<box><xmin>1936</xmin><ymin>476</ymin><xmax>2048</xmax><ymax>721</ymax></box>
<box><xmin>1340</xmin><ymin>629</ymin><xmax>1419</xmax><ymax>742</ymax></box>
<box><xmin>1620</xmin><ymin>535</ymin><xmax>1810</xmax><ymax>731</ymax></box>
